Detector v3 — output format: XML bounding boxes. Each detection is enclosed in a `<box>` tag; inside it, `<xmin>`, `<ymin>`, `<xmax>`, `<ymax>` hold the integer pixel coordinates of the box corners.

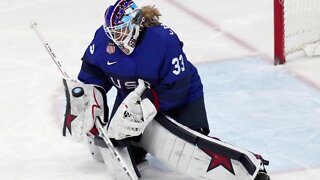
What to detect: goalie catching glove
<box><xmin>107</xmin><ymin>79</ymin><xmax>157</xmax><ymax>140</ymax></box>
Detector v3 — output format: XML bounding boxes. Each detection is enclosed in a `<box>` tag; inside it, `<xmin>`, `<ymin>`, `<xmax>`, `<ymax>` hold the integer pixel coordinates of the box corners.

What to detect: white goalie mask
<box><xmin>104</xmin><ymin>0</ymin><xmax>145</xmax><ymax>55</ymax></box>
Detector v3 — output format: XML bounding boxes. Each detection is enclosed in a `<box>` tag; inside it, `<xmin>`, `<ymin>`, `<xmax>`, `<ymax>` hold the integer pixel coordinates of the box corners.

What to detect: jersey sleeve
<box><xmin>78</xmin><ymin>61</ymin><xmax>112</xmax><ymax>93</ymax></box>
<box><xmin>153</xmin><ymin>36</ymin><xmax>193</xmax><ymax>111</ymax></box>
<box><xmin>78</xmin><ymin>29</ymin><xmax>112</xmax><ymax>93</ymax></box>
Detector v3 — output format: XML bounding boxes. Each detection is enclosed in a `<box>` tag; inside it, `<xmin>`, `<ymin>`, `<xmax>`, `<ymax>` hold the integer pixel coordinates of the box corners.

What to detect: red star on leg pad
<box><xmin>201</xmin><ymin>148</ymin><xmax>235</xmax><ymax>175</ymax></box>
<box><xmin>66</xmin><ymin>111</ymin><xmax>77</xmax><ymax>135</ymax></box>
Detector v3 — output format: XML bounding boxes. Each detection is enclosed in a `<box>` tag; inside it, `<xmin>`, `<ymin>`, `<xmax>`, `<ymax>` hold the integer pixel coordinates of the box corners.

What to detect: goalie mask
<box><xmin>104</xmin><ymin>0</ymin><xmax>145</xmax><ymax>55</ymax></box>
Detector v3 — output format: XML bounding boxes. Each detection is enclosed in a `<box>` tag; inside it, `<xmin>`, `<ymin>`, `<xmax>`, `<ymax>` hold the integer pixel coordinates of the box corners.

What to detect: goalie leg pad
<box><xmin>140</xmin><ymin>114</ymin><xmax>268</xmax><ymax>180</ymax></box>
<box><xmin>94</xmin><ymin>135</ymin><xmax>141</xmax><ymax>180</ymax></box>
<box><xmin>86</xmin><ymin>135</ymin><xmax>104</xmax><ymax>162</ymax></box>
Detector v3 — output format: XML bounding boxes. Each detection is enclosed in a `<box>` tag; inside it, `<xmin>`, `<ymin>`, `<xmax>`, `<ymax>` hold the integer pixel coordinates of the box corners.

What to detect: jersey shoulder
<box><xmin>141</xmin><ymin>25</ymin><xmax>183</xmax><ymax>55</ymax></box>
<box><xmin>145</xmin><ymin>25</ymin><xmax>181</xmax><ymax>44</ymax></box>
<box><xmin>92</xmin><ymin>26</ymin><xmax>109</xmax><ymax>46</ymax></box>
<box><xmin>82</xmin><ymin>26</ymin><xmax>111</xmax><ymax>64</ymax></box>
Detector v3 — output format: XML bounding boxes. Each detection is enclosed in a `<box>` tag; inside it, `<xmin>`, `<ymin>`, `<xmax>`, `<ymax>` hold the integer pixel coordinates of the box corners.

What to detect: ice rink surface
<box><xmin>1</xmin><ymin>0</ymin><xmax>320</xmax><ymax>179</ymax></box>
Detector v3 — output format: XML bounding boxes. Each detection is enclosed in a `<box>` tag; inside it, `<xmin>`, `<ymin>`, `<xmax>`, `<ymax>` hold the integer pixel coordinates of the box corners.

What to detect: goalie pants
<box><xmin>164</xmin><ymin>96</ymin><xmax>210</xmax><ymax>135</ymax></box>
<box><xmin>110</xmin><ymin>96</ymin><xmax>210</xmax><ymax>135</ymax></box>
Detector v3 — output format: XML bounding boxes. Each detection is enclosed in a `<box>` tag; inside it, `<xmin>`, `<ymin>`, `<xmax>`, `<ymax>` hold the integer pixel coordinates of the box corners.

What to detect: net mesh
<box><xmin>283</xmin><ymin>0</ymin><xmax>320</xmax><ymax>55</ymax></box>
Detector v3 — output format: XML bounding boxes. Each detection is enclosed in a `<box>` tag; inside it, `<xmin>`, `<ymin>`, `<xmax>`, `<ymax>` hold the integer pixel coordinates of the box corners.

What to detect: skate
<box><xmin>254</xmin><ymin>156</ymin><xmax>270</xmax><ymax>180</ymax></box>
<box><xmin>254</xmin><ymin>169</ymin><xmax>270</xmax><ymax>180</ymax></box>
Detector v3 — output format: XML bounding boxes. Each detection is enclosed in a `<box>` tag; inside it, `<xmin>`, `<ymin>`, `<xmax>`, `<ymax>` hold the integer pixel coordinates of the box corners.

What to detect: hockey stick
<box><xmin>31</xmin><ymin>21</ymin><xmax>139</xmax><ymax>180</ymax></box>
<box><xmin>30</xmin><ymin>21</ymin><xmax>70</xmax><ymax>79</ymax></box>
<box><xmin>30</xmin><ymin>21</ymin><xmax>71</xmax><ymax>136</ymax></box>
<box><xmin>95</xmin><ymin>118</ymin><xmax>140</xmax><ymax>180</ymax></box>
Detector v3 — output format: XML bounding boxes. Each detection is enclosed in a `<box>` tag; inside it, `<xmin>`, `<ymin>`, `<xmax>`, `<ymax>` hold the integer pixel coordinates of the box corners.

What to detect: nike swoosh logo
<box><xmin>90</xmin><ymin>44</ymin><xmax>95</xmax><ymax>54</ymax></box>
<box><xmin>107</xmin><ymin>60</ymin><xmax>118</xmax><ymax>65</ymax></box>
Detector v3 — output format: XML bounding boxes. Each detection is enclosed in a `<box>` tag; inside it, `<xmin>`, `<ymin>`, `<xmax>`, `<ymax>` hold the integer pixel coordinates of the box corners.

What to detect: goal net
<box><xmin>274</xmin><ymin>0</ymin><xmax>320</xmax><ymax>64</ymax></box>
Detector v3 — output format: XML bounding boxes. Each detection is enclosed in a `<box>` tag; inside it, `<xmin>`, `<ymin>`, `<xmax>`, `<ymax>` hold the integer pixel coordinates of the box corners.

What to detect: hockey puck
<box><xmin>72</xmin><ymin>87</ymin><xmax>84</xmax><ymax>97</ymax></box>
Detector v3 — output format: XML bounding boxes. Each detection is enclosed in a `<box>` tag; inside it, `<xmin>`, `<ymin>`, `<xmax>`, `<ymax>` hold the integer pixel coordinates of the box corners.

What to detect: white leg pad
<box><xmin>140</xmin><ymin>115</ymin><xmax>262</xmax><ymax>180</ymax></box>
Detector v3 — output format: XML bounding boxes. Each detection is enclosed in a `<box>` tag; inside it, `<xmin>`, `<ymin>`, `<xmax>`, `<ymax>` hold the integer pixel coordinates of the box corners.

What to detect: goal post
<box><xmin>274</xmin><ymin>0</ymin><xmax>320</xmax><ymax>65</ymax></box>
<box><xmin>274</xmin><ymin>0</ymin><xmax>285</xmax><ymax>65</ymax></box>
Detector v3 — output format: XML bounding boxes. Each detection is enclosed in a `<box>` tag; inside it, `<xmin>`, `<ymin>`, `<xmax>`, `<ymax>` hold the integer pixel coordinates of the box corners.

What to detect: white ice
<box><xmin>1</xmin><ymin>0</ymin><xmax>320</xmax><ymax>179</ymax></box>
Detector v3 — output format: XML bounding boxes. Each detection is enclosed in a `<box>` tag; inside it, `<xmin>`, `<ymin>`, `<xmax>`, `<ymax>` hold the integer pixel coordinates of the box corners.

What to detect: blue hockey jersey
<box><xmin>78</xmin><ymin>24</ymin><xmax>204</xmax><ymax>112</ymax></box>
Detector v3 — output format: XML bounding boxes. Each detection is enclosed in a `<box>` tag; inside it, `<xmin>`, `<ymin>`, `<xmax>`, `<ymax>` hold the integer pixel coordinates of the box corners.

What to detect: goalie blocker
<box><xmin>62</xmin><ymin>78</ymin><xmax>270</xmax><ymax>180</ymax></box>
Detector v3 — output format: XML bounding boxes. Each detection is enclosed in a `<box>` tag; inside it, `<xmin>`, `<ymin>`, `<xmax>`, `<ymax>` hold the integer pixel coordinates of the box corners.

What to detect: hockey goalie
<box><xmin>62</xmin><ymin>78</ymin><xmax>269</xmax><ymax>180</ymax></box>
<box><xmin>61</xmin><ymin>0</ymin><xmax>270</xmax><ymax>179</ymax></box>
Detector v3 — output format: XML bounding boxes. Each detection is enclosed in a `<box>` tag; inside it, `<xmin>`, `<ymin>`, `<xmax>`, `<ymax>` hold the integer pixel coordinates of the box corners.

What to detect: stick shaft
<box><xmin>30</xmin><ymin>21</ymin><xmax>70</xmax><ymax>79</ymax></box>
